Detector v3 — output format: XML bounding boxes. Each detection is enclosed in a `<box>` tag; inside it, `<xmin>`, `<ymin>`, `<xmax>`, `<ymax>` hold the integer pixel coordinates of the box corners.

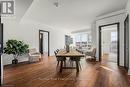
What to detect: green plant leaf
<box><xmin>4</xmin><ymin>39</ymin><xmax>29</xmax><ymax>59</ymax></box>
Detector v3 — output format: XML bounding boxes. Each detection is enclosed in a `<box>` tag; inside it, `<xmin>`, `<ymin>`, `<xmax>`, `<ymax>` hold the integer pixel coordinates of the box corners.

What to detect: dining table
<box><xmin>56</xmin><ymin>49</ymin><xmax>85</xmax><ymax>72</ymax></box>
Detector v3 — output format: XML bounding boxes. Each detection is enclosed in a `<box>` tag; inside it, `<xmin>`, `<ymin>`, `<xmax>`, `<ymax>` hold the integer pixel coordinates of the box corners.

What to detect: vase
<box><xmin>66</xmin><ymin>45</ymin><xmax>70</xmax><ymax>53</ymax></box>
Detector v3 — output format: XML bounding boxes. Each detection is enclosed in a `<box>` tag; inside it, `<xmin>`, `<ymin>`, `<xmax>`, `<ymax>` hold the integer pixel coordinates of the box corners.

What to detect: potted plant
<box><xmin>4</xmin><ymin>39</ymin><xmax>29</xmax><ymax>64</ymax></box>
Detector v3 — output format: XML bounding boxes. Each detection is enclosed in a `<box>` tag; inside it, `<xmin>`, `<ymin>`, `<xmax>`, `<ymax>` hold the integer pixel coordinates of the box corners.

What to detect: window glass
<box><xmin>111</xmin><ymin>32</ymin><xmax>117</xmax><ymax>41</ymax></box>
<box><xmin>73</xmin><ymin>32</ymin><xmax>92</xmax><ymax>51</ymax></box>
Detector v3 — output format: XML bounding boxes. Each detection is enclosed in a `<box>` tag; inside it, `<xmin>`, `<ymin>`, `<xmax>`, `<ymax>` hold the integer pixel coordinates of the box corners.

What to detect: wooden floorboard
<box><xmin>3</xmin><ymin>55</ymin><xmax>130</xmax><ymax>87</ymax></box>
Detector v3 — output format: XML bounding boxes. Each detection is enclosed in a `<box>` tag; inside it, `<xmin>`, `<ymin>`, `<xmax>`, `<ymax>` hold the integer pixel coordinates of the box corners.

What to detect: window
<box><xmin>111</xmin><ymin>32</ymin><xmax>117</xmax><ymax>42</ymax></box>
<box><xmin>72</xmin><ymin>32</ymin><xmax>92</xmax><ymax>51</ymax></box>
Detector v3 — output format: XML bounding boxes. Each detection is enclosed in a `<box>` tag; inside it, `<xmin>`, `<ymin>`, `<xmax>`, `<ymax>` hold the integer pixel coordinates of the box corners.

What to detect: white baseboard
<box><xmin>96</xmin><ymin>58</ymin><xmax>99</xmax><ymax>61</ymax></box>
<box><xmin>128</xmin><ymin>70</ymin><xmax>130</xmax><ymax>75</ymax></box>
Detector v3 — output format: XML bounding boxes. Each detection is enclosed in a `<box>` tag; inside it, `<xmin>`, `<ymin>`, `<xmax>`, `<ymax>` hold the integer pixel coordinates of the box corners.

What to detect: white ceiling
<box><xmin>22</xmin><ymin>0</ymin><xmax>128</xmax><ymax>32</ymax></box>
<box><xmin>16</xmin><ymin>0</ymin><xmax>33</xmax><ymax>20</ymax></box>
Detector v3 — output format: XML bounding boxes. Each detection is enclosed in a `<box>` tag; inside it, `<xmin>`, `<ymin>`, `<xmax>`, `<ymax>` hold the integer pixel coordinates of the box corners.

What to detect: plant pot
<box><xmin>12</xmin><ymin>59</ymin><xmax>18</xmax><ymax>64</ymax></box>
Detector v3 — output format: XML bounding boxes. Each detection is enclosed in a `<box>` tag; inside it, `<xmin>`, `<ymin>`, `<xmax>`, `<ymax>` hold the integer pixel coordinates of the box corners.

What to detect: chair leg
<box><xmin>64</xmin><ymin>61</ymin><xmax>66</xmax><ymax>67</ymax></box>
<box><xmin>69</xmin><ymin>60</ymin><xmax>72</xmax><ymax>66</ymax></box>
<box><xmin>69</xmin><ymin>60</ymin><xmax>73</xmax><ymax>69</ymax></box>
<box><xmin>79</xmin><ymin>62</ymin><xmax>82</xmax><ymax>70</ymax></box>
<box><xmin>72</xmin><ymin>61</ymin><xmax>73</xmax><ymax>67</ymax></box>
<box><xmin>70</xmin><ymin>60</ymin><xmax>73</xmax><ymax>72</ymax></box>
<box><xmin>57</xmin><ymin>61</ymin><xmax>59</xmax><ymax>67</ymax></box>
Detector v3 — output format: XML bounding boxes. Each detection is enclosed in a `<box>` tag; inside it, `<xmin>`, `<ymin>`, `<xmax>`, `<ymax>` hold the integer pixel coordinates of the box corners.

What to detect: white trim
<box><xmin>96</xmin><ymin>58</ymin><xmax>99</xmax><ymax>61</ymax></box>
<box><xmin>128</xmin><ymin>70</ymin><xmax>130</xmax><ymax>75</ymax></box>
<box><xmin>1</xmin><ymin>55</ymin><xmax>3</xmax><ymax>84</ymax></box>
<box><xmin>96</xmin><ymin>9</ymin><xmax>126</xmax><ymax>20</ymax></box>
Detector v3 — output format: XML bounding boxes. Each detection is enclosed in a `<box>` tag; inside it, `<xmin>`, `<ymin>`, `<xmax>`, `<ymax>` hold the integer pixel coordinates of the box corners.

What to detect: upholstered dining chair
<box><xmin>54</xmin><ymin>51</ymin><xmax>66</xmax><ymax>67</ymax></box>
<box><xmin>56</xmin><ymin>49</ymin><xmax>59</xmax><ymax>53</ymax></box>
<box><xmin>69</xmin><ymin>57</ymin><xmax>82</xmax><ymax>69</ymax></box>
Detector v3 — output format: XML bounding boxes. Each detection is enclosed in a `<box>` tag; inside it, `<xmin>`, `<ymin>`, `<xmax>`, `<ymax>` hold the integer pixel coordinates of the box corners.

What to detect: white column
<box><xmin>1</xmin><ymin>55</ymin><xmax>3</xmax><ymax>84</ymax></box>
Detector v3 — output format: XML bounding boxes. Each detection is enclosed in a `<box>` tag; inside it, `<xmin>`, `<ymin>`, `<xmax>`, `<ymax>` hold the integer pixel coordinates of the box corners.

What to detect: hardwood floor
<box><xmin>3</xmin><ymin>55</ymin><xmax>130</xmax><ymax>87</ymax></box>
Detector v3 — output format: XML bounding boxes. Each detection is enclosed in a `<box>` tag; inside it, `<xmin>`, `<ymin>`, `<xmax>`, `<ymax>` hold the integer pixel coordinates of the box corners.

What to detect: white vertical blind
<box><xmin>111</xmin><ymin>32</ymin><xmax>117</xmax><ymax>41</ymax></box>
<box><xmin>75</xmin><ymin>33</ymin><xmax>91</xmax><ymax>42</ymax></box>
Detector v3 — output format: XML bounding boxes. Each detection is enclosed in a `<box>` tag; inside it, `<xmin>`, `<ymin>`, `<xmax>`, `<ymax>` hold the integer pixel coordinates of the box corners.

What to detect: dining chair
<box><xmin>56</xmin><ymin>49</ymin><xmax>59</xmax><ymax>53</ymax></box>
<box><xmin>54</xmin><ymin>51</ymin><xmax>66</xmax><ymax>67</ymax></box>
<box><xmin>69</xmin><ymin>57</ymin><xmax>82</xmax><ymax>69</ymax></box>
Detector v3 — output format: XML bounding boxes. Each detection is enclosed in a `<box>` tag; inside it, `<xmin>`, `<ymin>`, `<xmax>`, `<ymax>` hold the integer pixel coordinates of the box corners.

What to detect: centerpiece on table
<box><xmin>65</xmin><ymin>35</ymin><xmax>73</xmax><ymax>53</ymax></box>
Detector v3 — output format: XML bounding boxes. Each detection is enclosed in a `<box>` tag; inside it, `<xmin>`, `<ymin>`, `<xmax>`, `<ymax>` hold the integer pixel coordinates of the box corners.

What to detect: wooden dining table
<box><xmin>56</xmin><ymin>49</ymin><xmax>85</xmax><ymax>72</ymax></box>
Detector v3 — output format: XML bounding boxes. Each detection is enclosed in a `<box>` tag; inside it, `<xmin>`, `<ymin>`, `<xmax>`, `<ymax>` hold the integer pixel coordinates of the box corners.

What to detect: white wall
<box><xmin>1</xmin><ymin>19</ymin><xmax>69</xmax><ymax>65</ymax></box>
<box><xmin>93</xmin><ymin>10</ymin><xmax>126</xmax><ymax>66</ymax></box>
<box><xmin>91</xmin><ymin>21</ymin><xmax>96</xmax><ymax>47</ymax></box>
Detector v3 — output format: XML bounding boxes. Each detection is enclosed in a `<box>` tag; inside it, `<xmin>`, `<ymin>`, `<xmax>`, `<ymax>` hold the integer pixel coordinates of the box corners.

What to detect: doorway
<box><xmin>124</xmin><ymin>15</ymin><xmax>129</xmax><ymax>70</ymax></box>
<box><xmin>99</xmin><ymin>23</ymin><xmax>120</xmax><ymax>65</ymax></box>
<box><xmin>39</xmin><ymin>30</ymin><xmax>50</xmax><ymax>56</ymax></box>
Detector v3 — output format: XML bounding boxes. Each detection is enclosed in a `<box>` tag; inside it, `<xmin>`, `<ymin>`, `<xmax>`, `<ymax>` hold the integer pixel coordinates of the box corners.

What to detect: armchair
<box><xmin>28</xmin><ymin>48</ymin><xmax>41</xmax><ymax>62</ymax></box>
<box><xmin>85</xmin><ymin>48</ymin><xmax>96</xmax><ymax>59</ymax></box>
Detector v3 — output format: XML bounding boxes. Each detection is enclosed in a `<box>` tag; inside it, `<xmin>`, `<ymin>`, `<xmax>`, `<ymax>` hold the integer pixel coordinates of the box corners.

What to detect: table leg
<box><xmin>75</xmin><ymin>60</ymin><xmax>79</xmax><ymax>72</ymax></box>
<box><xmin>60</xmin><ymin>60</ymin><xmax>63</xmax><ymax>72</ymax></box>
